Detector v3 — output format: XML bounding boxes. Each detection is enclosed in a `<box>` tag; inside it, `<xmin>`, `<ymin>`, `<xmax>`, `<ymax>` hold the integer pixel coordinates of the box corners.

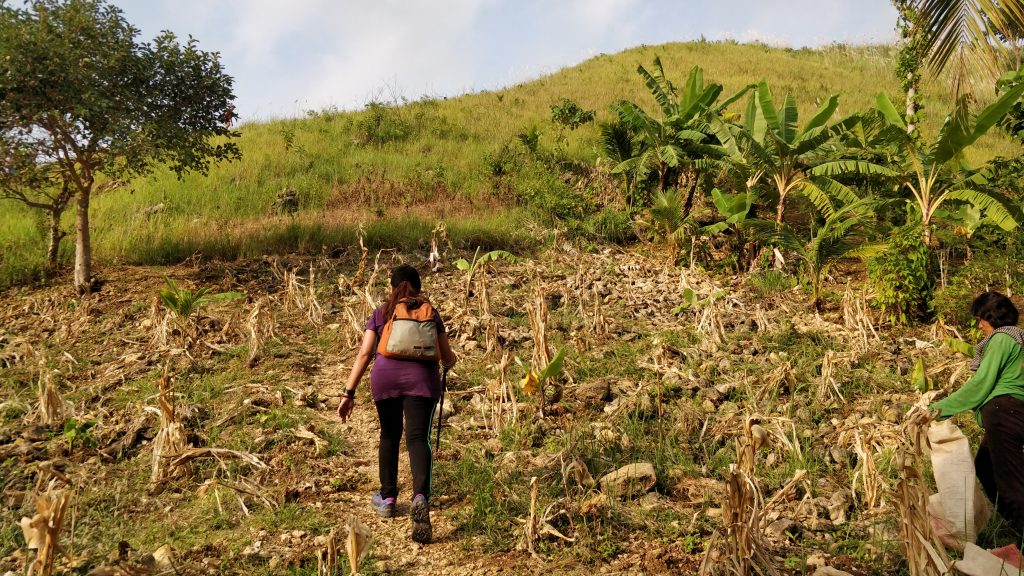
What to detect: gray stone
<box><xmin>828</xmin><ymin>490</ymin><xmax>854</xmax><ymax>525</ymax></box>
<box><xmin>599</xmin><ymin>462</ymin><xmax>657</xmax><ymax>499</ymax></box>
<box><xmin>766</xmin><ymin>518</ymin><xmax>799</xmax><ymax>542</ymax></box>
<box><xmin>575</xmin><ymin>379</ymin><xmax>611</xmax><ymax>404</ymax></box>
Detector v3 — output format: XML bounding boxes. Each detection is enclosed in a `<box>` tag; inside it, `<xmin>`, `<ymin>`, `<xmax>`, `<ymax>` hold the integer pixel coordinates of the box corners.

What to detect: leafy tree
<box><xmin>550</xmin><ymin>98</ymin><xmax>596</xmax><ymax>130</ymax></box>
<box><xmin>711</xmin><ymin>81</ymin><xmax>860</xmax><ymax>224</ymax></box>
<box><xmin>0</xmin><ymin>149</ymin><xmax>73</xmax><ymax>268</ymax></box>
<box><xmin>744</xmin><ymin>198</ymin><xmax>885</xmax><ymax>310</ymax></box>
<box><xmin>0</xmin><ymin>0</ymin><xmax>240</xmax><ymax>292</ymax></box>
<box><xmin>608</xmin><ymin>58</ymin><xmax>751</xmax><ymax>210</ymax></box>
<box><xmin>817</xmin><ymin>86</ymin><xmax>1024</xmax><ymax>245</ymax></box>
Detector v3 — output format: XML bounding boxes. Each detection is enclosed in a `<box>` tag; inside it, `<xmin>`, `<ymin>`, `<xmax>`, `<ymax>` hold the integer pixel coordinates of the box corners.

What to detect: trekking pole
<box><xmin>435</xmin><ymin>366</ymin><xmax>448</xmax><ymax>457</ymax></box>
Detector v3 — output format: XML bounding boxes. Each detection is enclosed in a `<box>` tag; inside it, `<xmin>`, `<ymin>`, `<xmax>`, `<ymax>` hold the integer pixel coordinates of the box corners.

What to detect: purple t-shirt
<box><xmin>367</xmin><ymin>305</ymin><xmax>445</xmax><ymax>401</ymax></box>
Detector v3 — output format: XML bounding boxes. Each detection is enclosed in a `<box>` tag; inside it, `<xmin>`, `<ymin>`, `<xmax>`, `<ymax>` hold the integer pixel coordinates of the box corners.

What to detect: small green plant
<box><xmin>63</xmin><ymin>418</ymin><xmax>97</xmax><ymax>451</ymax></box>
<box><xmin>517</xmin><ymin>126</ymin><xmax>542</xmax><ymax>154</ymax></box>
<box><xmin>867</xmin><ymin>219</ymin><xmax>930</xmax><ymax>325</ymax></box>
<box><xmin>550</xmin><ymin>98</ymin><xmax>596</xmax><ymax>130</ymax></box>
<box><xmin>160</xmin><ymin>276</ymin><xmax>243</xmax><ymax>320</ymax></box>
<box><xmin>454</xmin><ymin>248</ymin><xmax>518</xmax><ymax>304</ymax></box>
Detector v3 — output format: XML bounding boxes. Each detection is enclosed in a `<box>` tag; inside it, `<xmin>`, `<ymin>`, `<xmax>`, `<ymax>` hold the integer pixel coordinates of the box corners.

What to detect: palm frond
<box><xmin>741</xmin><ymin>218</ymin><xmax>803</xmax><ymax>252</ymax></box>
<box><xmin>941</xmin><ymin>188</ymin><xmax>1021</xmax><ymax>230</ymax></box>
<box><xmin>809</xmin><ymin>160</ymin><xmax>897</xmax><ymax>178</ymax></box>
<box><xmin>598</xmin><ymin>121</ymin><xmax>635</xmax><ymax>164</ymax></box>
<box><xmin>612</xmin><ymin>100</ymin><xmax>660</xmax><ymax>140</ymax></box>
<box><xmin>918</xmin><ymin>0</ymin><xmax>1024</xmax><ymax>92</ymax></box>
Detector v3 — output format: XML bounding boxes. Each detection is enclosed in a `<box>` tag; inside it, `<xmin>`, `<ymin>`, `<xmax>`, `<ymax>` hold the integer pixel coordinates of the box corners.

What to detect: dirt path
<box><xmin>315</xmin><ymin>358</ymin><xmax>523</xmax><ymax>575</ymax></box>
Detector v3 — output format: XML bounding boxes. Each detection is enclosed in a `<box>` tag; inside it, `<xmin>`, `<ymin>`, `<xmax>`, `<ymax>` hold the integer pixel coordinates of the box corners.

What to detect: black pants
<box><xmin>375</xmin><ymin>395</ymin><xmax>437</xmax><ymax>501</ymax></box>
<box><xmin>977</xmin><ymin>394</ymin><xmax>1024</xmax><ymax>534</ymax></box>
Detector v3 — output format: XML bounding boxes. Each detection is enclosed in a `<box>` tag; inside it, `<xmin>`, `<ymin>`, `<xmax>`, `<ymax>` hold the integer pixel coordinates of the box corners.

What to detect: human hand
<box><xmin>907</xmin><ymin>404</ymin><xmax>938</xmax><ymax>427</ymax></box>
<box><xmin>337</xmin><ymin>397</ymin><xmax>354</xmax><ymax>422</ymax></box>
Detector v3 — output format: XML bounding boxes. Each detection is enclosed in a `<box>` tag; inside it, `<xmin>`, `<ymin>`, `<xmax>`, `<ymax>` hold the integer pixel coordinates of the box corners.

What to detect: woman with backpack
<box><xmin>337</xmin><ymin>264</ymin><xmax>457</xmax><ymax>544</ymax></box>
<box><xmin>930</xmin><ymin>291</ymin><xmax>1024</xmax><ymax>535</ymax></box>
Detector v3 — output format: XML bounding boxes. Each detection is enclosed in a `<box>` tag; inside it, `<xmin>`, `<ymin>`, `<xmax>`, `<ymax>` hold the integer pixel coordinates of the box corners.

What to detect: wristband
<box><xmin>343</xmin><ymin>389</ymin><xmax>356</xmax><ymax>399</ymax></box>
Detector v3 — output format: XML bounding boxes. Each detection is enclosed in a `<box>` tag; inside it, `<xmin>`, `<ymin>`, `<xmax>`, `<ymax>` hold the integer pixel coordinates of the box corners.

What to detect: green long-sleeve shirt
<box><xmin>931</xmin><ymin>332</ymin><xmax>1024</xmax><ymax>424</ymax></box>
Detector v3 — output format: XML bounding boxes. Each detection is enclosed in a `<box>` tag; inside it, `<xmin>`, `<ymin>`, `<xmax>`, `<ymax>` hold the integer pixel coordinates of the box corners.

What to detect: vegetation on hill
<box><xmin>2</xmin><ymin>40</ymin><xmax>1021</xmax><ymax>290</ymax></box>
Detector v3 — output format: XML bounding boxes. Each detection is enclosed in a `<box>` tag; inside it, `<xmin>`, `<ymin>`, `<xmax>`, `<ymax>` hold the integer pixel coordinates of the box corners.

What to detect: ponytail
<box><xmin>383</xmin><ymin>280</ymin><xmax>420</xmax><ymax>320</ymax></box>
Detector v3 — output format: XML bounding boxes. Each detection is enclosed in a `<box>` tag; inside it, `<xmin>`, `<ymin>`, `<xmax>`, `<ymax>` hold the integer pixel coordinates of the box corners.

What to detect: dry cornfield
<box><xmin>0</xmin><ymin>245</ymin><xmax>999</xmax><ymax>576</ymax></box>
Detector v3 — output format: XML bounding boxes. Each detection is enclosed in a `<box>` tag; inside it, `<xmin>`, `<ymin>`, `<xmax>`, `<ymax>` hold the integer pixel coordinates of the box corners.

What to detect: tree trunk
<box><xmin>681</xmin><ymin>170</ymin><xmax>697</xmax><ymax>217</ymax></box>
<box><xmin>74</xmin><ymin>190</ymin><xmax>92</xmax><ymax>293</ymax></box>
<box><xmin>775</xmin><ymin>192</ymin><xmax>787</xmax><ymax>223</ymax></box>
<box><xmin>46</xmin><ymin>208</ymin><xmax>66</xmax><ymax>269</ymax></box>
<box><xmin>905</xmin><ymin>76</ymin><xmax>918</xmax><ymax>135</ymax></box>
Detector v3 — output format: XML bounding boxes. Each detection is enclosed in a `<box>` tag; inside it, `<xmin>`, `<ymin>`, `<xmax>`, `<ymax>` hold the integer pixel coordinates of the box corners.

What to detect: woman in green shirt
<box><xmin>931</xmin><ymin>291</ymin><xmax>1024</xmax><ymax>534</ymax></box>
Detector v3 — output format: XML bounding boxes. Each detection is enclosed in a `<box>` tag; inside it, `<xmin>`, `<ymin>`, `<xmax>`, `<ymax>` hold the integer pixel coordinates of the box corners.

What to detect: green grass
<box><xmin>3</xmin><ymin>40</ymin><xmax>1021</xmax><ymax>289</ymax></box>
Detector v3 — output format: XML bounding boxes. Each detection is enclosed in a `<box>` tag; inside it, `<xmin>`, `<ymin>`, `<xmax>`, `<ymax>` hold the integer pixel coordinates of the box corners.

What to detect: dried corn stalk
<box><xmin>754</xmin><ymin>305</ymin><xmax>770</xmax><ymax>334</ymax></box>
<box><xmin>244</xmin><ymin>297</ymin><xmax>276</xmax><ymax>367</ymax></box>
<box><xmin>317</xmin><ymin>529</ymin><xmax>338</xmax><ymax>576</ymax></box>
<box><xmin>345</xmin><ymin>514</ymin><xmax>371</xmax><ymax>575</ymax></box>
<box><xmin>817</xmin><ymin>351</ymin><xmax>846</xmax><ymax>403</ymax></box>
<box><xmin>842</xmin><ymin>285</ymin><xmax>878</xmax><ymax>351</ymax></box>
<box><xmin>284</xmin><ymin>266</ymin><xmax>324</xmax><ymax>328</ymax></box>
<box><xmin>36</xmin><ymin>369</ymin><xmax>63</xmax><ymax>428</ymax></box>
<box><xmin>591</xmin><ymin>285</ymin><xmax>609</xmax><ymax>335</ymax></box>
<box><xmin>19</xmin><ymin>485</ymin><xmax>70</xmax><ymax>576</ymax></box>
<box><xmin>853</xmin><ymin>431</ymin><xmax>882</xmax><ymax>511</ymax></box>
<box><xmin>894</xmin><ymin>416</ymin><xmax>952</xmax><ymax>576</ymax></box>
<box><xmin>702</xmin><ymin>418</ymin><xmax>780</xmax><ymax>576</ymax></box>
<box><xmin>151</xmin><ymin>367</ymin><xmax>189</xmax><ymax>485</ymax></box>
<box><xmin>696</xmin><ymin>299</ymin><xmax>726</xmax><ymax>351</ymax></box>
<box><xmin>524</xmin><ymin>476</ymin><xmax>540</xmax><ymax>558</ymax></box>
<box><xmin>526</xmin><ymin>283</ymin><xmax>563</xmax><ymax>410</ymax></box>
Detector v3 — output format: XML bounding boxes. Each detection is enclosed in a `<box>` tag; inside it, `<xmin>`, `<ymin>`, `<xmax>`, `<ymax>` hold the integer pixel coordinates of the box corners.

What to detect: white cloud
<box><xmin>112</xmin><ymin>0</ymin><xmax>898</xmax><ymax>119</ymax></box>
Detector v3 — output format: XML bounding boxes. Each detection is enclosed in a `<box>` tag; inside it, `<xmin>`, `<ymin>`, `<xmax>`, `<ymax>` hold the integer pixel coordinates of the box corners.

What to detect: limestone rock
<box><xmin>575</xmin><ymin>379</ymin><xmax>611</xmax><ymax>405</ymax></box>
<box><xmin>828</xmin><ymin>490</ymin><xmax>853</xmax><ymax>525</ymax></box>
<box><xmin>766</xmin><ymin>518</ymin><xmax>799</xmax><ymax>542</ymax></box>
<box><xmin>599</xmin><ymin>462</ymin><xmax>656</xmax><ymax>499</ymax></box>
<box><xmin>812</xmin><ymin>567</ymin><xmax>855</xmax><ymax>576</ymax></box>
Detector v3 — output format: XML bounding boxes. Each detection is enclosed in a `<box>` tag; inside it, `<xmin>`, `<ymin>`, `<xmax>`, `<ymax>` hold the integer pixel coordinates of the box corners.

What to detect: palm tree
<box><xmin>744</xmin><ymin>198</ymin><xmax>886</xmax><ymax>310</ymax></box>
<box><xmin>710</xmin><ymin>81</ymin><xmax>861</xmax><ymax>224</ymax></box>
<box><xmin>916</xmin><ymin>0</ymin><xmax>1024</xmax><ymax>94</ymax></box>
<box><xmin>813</xmin><ymin>84</ymin><xmax>1024</xmax><ymax>245</ymax></box>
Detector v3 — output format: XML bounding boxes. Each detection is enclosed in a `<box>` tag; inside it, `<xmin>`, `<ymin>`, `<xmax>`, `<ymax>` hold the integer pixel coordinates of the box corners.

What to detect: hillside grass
<box><xmin>1</xmin><ymin>40</ymin><xmax>1021</xmax><ymax>288</ymax></box>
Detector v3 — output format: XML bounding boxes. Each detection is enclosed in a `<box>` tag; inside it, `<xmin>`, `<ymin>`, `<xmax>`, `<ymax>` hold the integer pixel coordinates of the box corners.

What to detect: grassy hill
<box><xmin>1</xmin><ymin>40</ymin><xmax>1021</xmax><ymax>287</ymax></box>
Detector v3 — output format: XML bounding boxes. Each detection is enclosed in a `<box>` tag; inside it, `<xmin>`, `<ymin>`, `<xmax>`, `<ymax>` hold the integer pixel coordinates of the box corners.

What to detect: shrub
<box><xmin>867</xmin><ymin>222</ymin><xmax>930</xmax><ymax>325</ymax></box>
<box><xmin>353</xmin><ymin>101</ymin><xmax>412</xmax><ymax>146</ymax></box>
<box><xmin>581</xmin><ymin>206</ymin><xmax>636</xmax><ymax>244</ymax></box>
<box><xmin>550</xmin><ymin>98</ymin><xmax>596</xmax><ymax>130</ymax></box>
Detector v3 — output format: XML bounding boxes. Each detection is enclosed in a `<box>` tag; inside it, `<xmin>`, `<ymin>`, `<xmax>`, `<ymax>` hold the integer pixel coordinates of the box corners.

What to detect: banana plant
<box><xmin>701</xmin><ymin>188</ymin><xmax>756</xmax><ymax>271</ymax></box>
<box><xmin>709</xmin><ymin>81</ymin><xmax>861</xmax><ymax>223</ymax></box>
<box><xmin>607</xmin><ymin>58</ymin><xmax>752</xmax><ymax>209</ymax></box>
<box><xmin>813</xmin><ymin>84</ymin><xmax>1024</xmax><ymax>245</ymax></box>
<box><xmin>743</xmin><ymin>198</ymin><xmax>885</xmax><ymax>310</ymax></box>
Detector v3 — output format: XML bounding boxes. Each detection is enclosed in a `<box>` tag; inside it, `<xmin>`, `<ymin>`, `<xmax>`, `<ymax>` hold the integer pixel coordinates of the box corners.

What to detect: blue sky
<box><xmin>110</xmin><ymin>0</ymin><xmax>899</xmax><ymax>121</ymax></box>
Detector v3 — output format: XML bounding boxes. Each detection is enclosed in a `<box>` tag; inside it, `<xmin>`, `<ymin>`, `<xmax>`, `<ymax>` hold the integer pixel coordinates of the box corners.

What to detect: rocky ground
<box><xmin>0</xmin><ymin>240</ymin><xmax>996</xmax><ymax>575</ymax></box>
